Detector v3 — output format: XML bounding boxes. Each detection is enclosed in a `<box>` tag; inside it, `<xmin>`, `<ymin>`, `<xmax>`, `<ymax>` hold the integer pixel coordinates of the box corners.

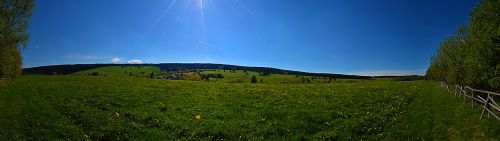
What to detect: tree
<box><xmin>445</xmin><ymin>26</ymin><xmax>467</xmax><ymax>85</ymax></box>
<box><xmin>250</xmin><ymin>75</ymin><xmax>257</xmax><ymax>83</ymax></box>
<box><xmin>425</xmin><ymin>0</ymin><xmax>500</xmax><ymax>91</ymax></box>
<box><xmin>0</xmin><ymin>0</ymin><xmax>34</xmax><ymax>78</ymax></box>
<box><xmin>464</xmin><ymin>0</ymin><xmax>500</xmax><ymax>90</ymax></box>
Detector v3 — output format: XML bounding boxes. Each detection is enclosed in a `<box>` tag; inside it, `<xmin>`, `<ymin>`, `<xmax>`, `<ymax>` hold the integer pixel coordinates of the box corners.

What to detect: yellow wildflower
<box><xmin>114</xmin><ymin>112</ymin><xmax>120</xmax><ymax>119</ymax></box>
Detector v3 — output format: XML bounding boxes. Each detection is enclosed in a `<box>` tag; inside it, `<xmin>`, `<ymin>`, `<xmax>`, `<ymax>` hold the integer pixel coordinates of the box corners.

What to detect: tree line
<box><xmin>425</xmin><ymin>0</ymin><xmax>499</xmax><ymax>91</ymax></box>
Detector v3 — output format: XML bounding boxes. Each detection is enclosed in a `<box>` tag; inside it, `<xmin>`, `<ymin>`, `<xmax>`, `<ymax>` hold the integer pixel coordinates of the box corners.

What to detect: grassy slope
<box><xmin>200</xmin><ymin>70</ymin><xmax>303</xmax><ymax>83</ymax></box>
<box><xmin>385</xmin><ymin>82</ymin><xmax>500</xmax><ymax>140</ymax></box>
<box><xmin>0</xmin><ymin>76</ymin><xmax>498</xmax><ymax>140</ymax></box>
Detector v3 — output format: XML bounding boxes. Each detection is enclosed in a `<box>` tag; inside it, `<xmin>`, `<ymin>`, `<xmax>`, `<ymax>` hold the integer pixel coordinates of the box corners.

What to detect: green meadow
<box><xmin>0</xmin><ymin>66</ymin><xmax>498</xmax><ymax>140</ymax></box>
<box><xmin>2</xmin><ymin>0</ymin><xmax>498</xmax><ymax>140</ymax></box>
<box><xmin>74</xmin><ymin>66</ymin><xmax>161</xmax><ymax>77</ymax></box>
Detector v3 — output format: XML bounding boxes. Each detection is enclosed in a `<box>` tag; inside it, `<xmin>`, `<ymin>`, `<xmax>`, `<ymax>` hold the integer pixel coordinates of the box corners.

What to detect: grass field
<box><xmin>0</xmin><ymin>74</ymin><xmax>498</xmax><ymax>140</ymax></box>
<box><xmin>73</xmin><ymin>66</ymin><xmax>161</xmax><ymax>77</ymax></box>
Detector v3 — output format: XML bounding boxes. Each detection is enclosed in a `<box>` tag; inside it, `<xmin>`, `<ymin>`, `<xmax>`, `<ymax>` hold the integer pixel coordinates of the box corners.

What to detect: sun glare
<box><xmin>197</xmin><ymin>0</ymin><xmax>204</xmax><ymax>10</ymax></box>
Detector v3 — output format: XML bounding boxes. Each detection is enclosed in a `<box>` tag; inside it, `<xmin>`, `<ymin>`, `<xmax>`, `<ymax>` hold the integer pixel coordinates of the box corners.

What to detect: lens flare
<box><xmin>198</xmin><ymin>0</ymin><xmax>206</xmax><ymax>39</ymax></box>
<box><xmin>146</xmin><ymin>0</ymin><xmax>177</xmax><ymax>34</ymax></box>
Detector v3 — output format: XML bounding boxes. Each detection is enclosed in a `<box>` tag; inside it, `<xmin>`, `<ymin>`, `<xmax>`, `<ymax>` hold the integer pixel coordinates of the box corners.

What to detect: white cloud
<box><xmin>111</xmin><ymin>57</ymin><xmax>121</xmax><ymax>63</ymax></box>
<box><xmin>128</xmin><ymin>59</ymin><xmax>143</xmax><ymax>64</ymax></box>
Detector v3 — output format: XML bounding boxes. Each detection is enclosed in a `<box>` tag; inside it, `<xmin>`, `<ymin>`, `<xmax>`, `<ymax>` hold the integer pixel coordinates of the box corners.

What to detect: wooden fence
<box><xmin>437</xmin><ymin>81</ymin><xmax>500</xmax><ymax>120</ymax></box>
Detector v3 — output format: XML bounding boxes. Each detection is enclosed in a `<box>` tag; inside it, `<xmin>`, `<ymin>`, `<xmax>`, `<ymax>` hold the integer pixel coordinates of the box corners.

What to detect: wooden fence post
<box><xmin>480</xmin><ymin>95</ymin><xmax>490</xmax><ymax>119</ymax></box>
<box><xmin>463</xmin><ymin>87</ymin><xmax>466</xmax><ymax>101</ymax></box>
<box><xmin>471</xmin><ymin>89</ymin><xmax>474</xmax><ymax>108</ymax></box>
<box><xmin>439</xmin><ymin>83</ymin><xmax>499</xmax><ymax>120</ymax></box>
<box><xmin>454</xmin><ymin>85</ymin><xmax>458</xmax><ymax>96</ymax></box>
<box><xmin>487</xmin><ymin>94</ymin><xmax>491</xmax><ymax>118</ymax></box>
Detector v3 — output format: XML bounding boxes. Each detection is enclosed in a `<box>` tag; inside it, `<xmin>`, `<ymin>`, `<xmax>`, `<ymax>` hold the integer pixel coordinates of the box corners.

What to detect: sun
<box><xmin>144</xmin><ymin>0</ymin><xmax>257</xmax><ymax>51</ymax></box>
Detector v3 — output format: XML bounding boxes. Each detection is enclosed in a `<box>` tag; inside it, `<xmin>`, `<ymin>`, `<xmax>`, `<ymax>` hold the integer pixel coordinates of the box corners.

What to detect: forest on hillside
<box><xmin>425</xmin><ymin>0</ymin><xmax>500</xmax><ymax>91</ymax></box>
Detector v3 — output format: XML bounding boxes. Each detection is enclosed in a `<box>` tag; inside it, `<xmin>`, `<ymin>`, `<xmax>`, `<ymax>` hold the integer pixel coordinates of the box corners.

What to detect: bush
<box><xmin>251</xmin><ymin>75</ymin><xmax>257</xmax><ymax>83</ymax></box>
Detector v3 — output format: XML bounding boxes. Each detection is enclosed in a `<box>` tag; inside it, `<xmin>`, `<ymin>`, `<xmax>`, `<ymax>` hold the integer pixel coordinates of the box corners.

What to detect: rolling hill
<box><xmin>22</xmin><ymin>63</ymin><xmax>372</xmax><ymax>79</ymax></box>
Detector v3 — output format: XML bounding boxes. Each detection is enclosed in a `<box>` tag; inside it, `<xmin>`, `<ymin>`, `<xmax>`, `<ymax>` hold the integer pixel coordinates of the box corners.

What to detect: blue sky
<box><xmin>23</xmin><ymin>0</ymin><xmax>477</xmax><ymax>75</ymax></box>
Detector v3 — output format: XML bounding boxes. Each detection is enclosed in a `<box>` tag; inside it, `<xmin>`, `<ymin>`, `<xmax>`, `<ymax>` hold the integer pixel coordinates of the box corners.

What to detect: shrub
<box><xmin>251</xmin><ymin>75</ymin><xmax>257</xmax><ymax>83</ymax></box>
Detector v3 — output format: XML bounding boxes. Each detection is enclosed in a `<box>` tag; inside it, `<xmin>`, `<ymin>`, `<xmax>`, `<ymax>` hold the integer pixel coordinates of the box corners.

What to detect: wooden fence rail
<box><xmin>437</xmin><ymin>81</ymin><xmax>500</xmax><ymax>120</ymax></box>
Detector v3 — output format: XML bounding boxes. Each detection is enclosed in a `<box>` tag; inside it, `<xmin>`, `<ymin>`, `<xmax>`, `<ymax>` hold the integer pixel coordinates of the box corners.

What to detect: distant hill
<box><xmin>22</xmin><ymin>63</ymin><xmax>372</xmax><ymax>79</ymax></box>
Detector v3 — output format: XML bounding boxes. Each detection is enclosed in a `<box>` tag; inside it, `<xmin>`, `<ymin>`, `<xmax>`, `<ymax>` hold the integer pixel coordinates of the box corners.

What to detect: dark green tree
<box><xmin>445</xmin><ymin>26</ymin><xmax>467</xmax><ymax>85</ymax></box>
<box><xmin>250</xmin><ymin>75</ymin><xmax>257</xmax><ymax>83</ymax></box>
<box><xmin>464</xmin><ymin>0</ymin><xmax>500</xmax><ymax>90</ymax></box>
